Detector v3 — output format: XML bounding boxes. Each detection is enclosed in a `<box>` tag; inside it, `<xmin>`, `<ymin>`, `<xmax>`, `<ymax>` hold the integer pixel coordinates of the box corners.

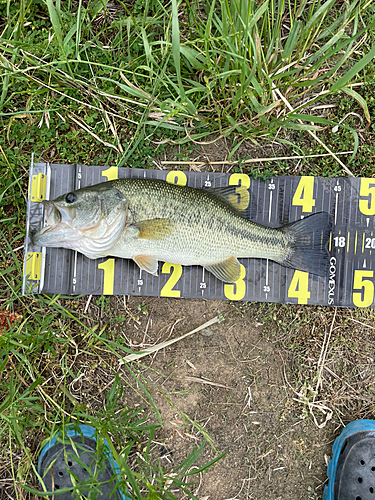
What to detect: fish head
<box><xmin>33</xmin><ymin>183</ymin><xmax>129</xmax><ymax>257</ymax></box>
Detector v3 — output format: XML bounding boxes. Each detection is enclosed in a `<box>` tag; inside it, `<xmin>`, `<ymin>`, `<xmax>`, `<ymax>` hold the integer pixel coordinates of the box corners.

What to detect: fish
<box><xmin>32</xmin><ymin>178</ymin><xmax>332</xmax><ymax>283</ymax></box>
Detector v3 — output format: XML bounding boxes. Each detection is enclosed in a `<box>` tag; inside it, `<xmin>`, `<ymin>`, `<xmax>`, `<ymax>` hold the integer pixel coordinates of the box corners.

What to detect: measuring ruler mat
<box><xmin>23</xmin><ymin>162</ymin><xmax>375</xmax><ymax>307</ymax></box>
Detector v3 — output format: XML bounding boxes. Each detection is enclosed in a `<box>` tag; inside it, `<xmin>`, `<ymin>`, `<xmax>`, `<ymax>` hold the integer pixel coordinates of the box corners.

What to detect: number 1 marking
<box><xmin>98</xmin><ymin>259</ymin><xmax>115</xmax><ymax>295</ymax></box>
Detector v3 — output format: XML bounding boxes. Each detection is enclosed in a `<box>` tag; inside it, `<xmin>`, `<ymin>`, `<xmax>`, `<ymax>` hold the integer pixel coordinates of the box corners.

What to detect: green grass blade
<box><xmin>330</xmin><ymin>44</ymin><xmax>375</xmax><ymax>92</ymax></box>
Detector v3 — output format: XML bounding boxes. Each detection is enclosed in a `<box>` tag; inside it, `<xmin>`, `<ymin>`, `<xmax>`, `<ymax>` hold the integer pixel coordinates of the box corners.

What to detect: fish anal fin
<box><xmin>137</xmin><ymin>218</ymin><xmax>173</xmax><ymax>240</ymax></box>
<box><xmin>205</xmin><ymin>256</ymin><xmax>241</xmax><ymax>283</ymax></box>
<box><xmin>134</xmin><ymin>255</ymin><xmax>159</xmax><ymax>276</ymax></box>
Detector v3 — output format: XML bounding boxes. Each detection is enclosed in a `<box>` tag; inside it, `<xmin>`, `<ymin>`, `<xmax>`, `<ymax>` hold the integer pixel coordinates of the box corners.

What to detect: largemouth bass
<box><xmin>32</xmin><ymin>178</ymin><xmax>332</xmax><ymax>282</ymax></box>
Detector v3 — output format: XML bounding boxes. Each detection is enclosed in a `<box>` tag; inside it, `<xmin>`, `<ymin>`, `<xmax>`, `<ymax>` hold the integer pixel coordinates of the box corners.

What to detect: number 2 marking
<box><xmin>101</xmin><ymin>166</ymin><xmax>119</xmax><ymax>181</ymax></box>
<box><xmin>98</xmin><ymin>258</ymin><xmax>115</xmax><ymax>295</ymax></box>
<box><xmin>292</xmin><ymin>176</ymin><xmax>315</xmax><ymax>213</ymax></box>
<box><xmin>160</xmin><ymin>263</ymin><xmax>182</xmax><ymax>297</ymax></box>
<box><xmin>166</xmin><ymin>171</ymin><xmax>187</xmax><ymax>186</ymax></box>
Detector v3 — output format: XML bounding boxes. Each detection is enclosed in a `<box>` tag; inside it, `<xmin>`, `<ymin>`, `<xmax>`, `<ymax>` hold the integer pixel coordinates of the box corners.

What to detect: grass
<box><xmin>1</xmin><ymin>0</ymin><xmax>375</xmax><ymax>498</ymax></box>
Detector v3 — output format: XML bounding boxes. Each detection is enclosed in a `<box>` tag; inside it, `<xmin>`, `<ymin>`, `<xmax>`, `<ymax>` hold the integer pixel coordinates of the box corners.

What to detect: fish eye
<box><xmin>65</xmin><ymin>193</ymin><xmax>76</xmax><ymax>204</ymax></box>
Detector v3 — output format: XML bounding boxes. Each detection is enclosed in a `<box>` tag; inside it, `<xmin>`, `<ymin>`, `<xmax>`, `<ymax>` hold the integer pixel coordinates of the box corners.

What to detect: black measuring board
<box><xmin>23</xmin><ymin>161</ymin><xmax>375</xmax><ymax>308</ymax></box>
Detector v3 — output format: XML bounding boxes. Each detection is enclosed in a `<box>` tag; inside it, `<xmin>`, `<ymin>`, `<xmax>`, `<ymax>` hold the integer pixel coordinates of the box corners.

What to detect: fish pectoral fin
<box><xmin>134</xmin><ymin>255</ymin><xmax>159</xmax><ymax>276</ymax></box>
<box><xmin>136</xmin><ymin>218</ymin><xmax>173</xmax><ymax>240</ymax></box>
<box><xmin>205</xmin><ymin>257</ymin><xmax>241</xmax><ymax>283</ymax></box>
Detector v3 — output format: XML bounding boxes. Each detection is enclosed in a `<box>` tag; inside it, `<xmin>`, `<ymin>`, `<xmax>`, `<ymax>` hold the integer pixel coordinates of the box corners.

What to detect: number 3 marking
<box><xmin>160</xmin><ymin>263</ymin><xmax>182</xmax><ymax>297</ymax></box>
<box><xmin>228</xmin><ymin>174</ymin><xmax>250</xmax><ymax>211</ymax></box>
<box><xmin>224</xmin><ymin>264</ymin><xmax>246</xmax><ymax>301</ymax></box>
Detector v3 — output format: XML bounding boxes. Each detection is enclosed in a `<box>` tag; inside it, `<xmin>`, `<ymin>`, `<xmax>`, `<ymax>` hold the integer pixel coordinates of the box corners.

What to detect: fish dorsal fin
<box><xmin>134</xmin><ymin>255</ymin><xmax>159</xmax><ymax>275</ymax></box>
<box><xmin>204</xmin><ymin>186</ymin><xmax>256</xmax><ymax>219</ymax></box>
<box><xmin>205</xmin><ymin>257</ymin><xmax>241</xmax><ymax>283</ymax></box>
<box><xmin>136</xmin><ymin>218</ymin><xmax>173</xmax><ymax>240</ymax></box>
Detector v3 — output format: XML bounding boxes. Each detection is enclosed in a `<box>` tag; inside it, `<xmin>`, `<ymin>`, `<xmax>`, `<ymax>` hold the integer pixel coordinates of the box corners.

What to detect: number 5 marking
<box><xmin>98</xmin><ymin>258</ymin><xmax>115</xmax><ymax>295</ymax></box>
<box><xmin>224</xmin><ymin>264</ymin><xmax>246</xmax><ymax>301</ymax></box>
<box><xmin>353</xmin><ymin>270</ymin><xmax>374</xmax><ymax>308</ymax></box>
<box><xmin>160</xmin><ymin>263</ymin><xmax>182</xmax><ymax>297</ymax></box>
<box><xmin>288</xmin><ymin>271</ymin><xmax>310</xmax><ymax>304</ymax></box>
<box><xmin>292</xmin><ymin>176</ymin><xmax>315</xmax><ymax>213</ymax></box>
<box><xmin>228</xmin><ymin>174</ymin><xmax>250</xmax><ymax>211</ymax></box>
<box><xmin>359</xmin><ymin>179</ymin><xmax>375</xmax><ymax>215</ymax></box>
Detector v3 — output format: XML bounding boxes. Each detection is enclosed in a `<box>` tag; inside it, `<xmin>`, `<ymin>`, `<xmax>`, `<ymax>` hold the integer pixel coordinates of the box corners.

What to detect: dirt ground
<box><xmin>75</xmin><ymin>294</ymin><xmax>347</xmax><ymax>500</ymax></box>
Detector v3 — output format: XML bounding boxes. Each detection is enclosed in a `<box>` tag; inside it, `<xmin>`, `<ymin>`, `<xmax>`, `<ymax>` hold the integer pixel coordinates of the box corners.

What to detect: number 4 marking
<box><xmin>288</xmin><ymin>271</ymin><xmax>310</xmax><ymax>304</ymax></box>
<box><xmin>292</xmin><ymin>176</ymin><xmax>316</xmax><ymax>213</ymax></box>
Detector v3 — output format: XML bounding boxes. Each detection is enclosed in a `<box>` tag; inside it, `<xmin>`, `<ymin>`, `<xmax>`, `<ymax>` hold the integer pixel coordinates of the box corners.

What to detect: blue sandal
<box><xmin>324</xmin><ymin>420</ymin><xmax>375</xmax><ymax>500</ymax></box>
<box><xmin>38</xmin><ymin>424</ymin><xmax>130</xmax><ymax>499</ymax></box>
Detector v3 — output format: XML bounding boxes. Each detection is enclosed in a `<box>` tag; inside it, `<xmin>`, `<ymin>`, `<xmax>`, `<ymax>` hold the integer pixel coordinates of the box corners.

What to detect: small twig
<box><xmin>185</xmin><ymin>376</ymin><xmax>234</xmax><ymax>390</ymax></box>
<box><xmin>120</xmin><ymin>316</ymin><xmax>221</xmax><ymax>363</ymax></box>
<box><xmin>315</xmin><ymin>309</ymin><xmax>337</xmax><ymax>393</ymax></box>
<box><xmin>68</xmin><ymin>113</ymin><xmax>119</xmax><ymax>151</ymax></box>
<box><xmin>159</xmin><ymin>151</ymin><xmax>353</xmax><ymax>167</ymax></box>
<box><xmin>348</xmin><ymin>317</ymin><xmax>375</xmax><ymax>330</ymax></box>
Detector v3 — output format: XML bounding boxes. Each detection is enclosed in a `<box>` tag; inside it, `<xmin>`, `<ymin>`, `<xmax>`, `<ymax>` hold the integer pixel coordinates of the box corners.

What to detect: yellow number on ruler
<box><xmin>160</xmin><ymin>263</ymin><xmax>182</xmax><ymax>297</ymax></box>
<box><xmin>288</xmin><ymin>271</ymin><xmax>310</xmax><ymax>304</ymax></box>
<box><xmin>228</xmin><ymin>174</ymin><xmax>250</xmax><ymax>211</ymax></box>
<box><xmin>352</xmin><ymin>270</ymin><xmax>374</xmax><ymax>308</ymax></box>
<box><xmin>292</xmin><ymin>176</ymin><xmax>315</xmax><ymax>213</ymax></box>
<box><xmin>102</xmin><ymin>166</ymin><xmax>118</xmax><ymax>181</ymax></box>
<box><xmin>224</xmin><ymin>264</ymin><xmax>246</xmax><ymax>301</ymax></box>
<box><xmin>166</xmin><ymin>171</ymin><xmax>187</xmax><ymax>186</ymax></box>
<box><xmin>359</xmin><ymin>179</ymin><xmax>375</xmax><ymax>216</ymax></box>
<box><xmin>98</xmin><ymin>259</ymin><xmax>115</xmax><ymax>295</ymax></box>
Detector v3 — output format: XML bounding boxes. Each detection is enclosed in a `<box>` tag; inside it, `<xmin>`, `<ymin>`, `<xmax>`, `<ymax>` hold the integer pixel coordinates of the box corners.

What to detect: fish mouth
<box><xmin>32</xmin><ymin>201</ymin><xmax>80</xmax><ymax>247</ymax></box>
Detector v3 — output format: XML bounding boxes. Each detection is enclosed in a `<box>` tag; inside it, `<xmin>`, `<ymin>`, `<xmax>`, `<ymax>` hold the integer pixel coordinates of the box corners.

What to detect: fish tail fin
<box><xmin>281</xmin><ymin>212</ymin><xmax>333</xmax><ymax>277</ymax></box>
